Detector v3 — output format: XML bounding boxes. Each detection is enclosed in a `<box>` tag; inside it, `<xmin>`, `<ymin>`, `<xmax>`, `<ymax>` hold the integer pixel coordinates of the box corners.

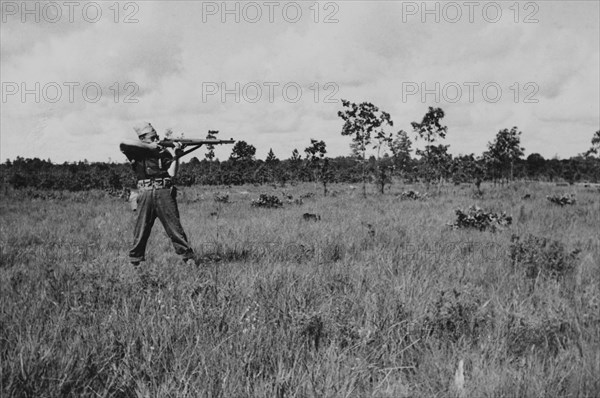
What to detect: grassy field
<box><xmin>1</xmin><ymin>182</ymin><xmax>599</xmax><ymax>397</ymax></box>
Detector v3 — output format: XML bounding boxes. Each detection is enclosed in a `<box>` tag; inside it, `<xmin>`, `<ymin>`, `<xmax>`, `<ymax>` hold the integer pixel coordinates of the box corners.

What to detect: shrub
<box><xmin>8</xmin><ymin>173</ymin><xmax>27</xmax><ymax>189</ymax></box>
<box><xmin>509</xmin><ymin>234</ymin><xmax>580</xmax><ymax>279</ymax></box>
<box><xmin>398</xmin><ymin>190</ymin><xmax>428</xmax><ymax>200</ymax></box>
<box><xmin>214</xmin><ymin>192</ymin><xmax>230</xmax><ymax>203</ymax></box>
<box><xmin>506</xmin><ymin>314</ymin><xmax>574</xmax><ymax>357</ymax></box>
<box><xmin>449</xmin><ymin>205</ymin><xmax>512</xmax><ymax>232</ymax></box>
<box><xmin>423</xmin><ymin>286</ymin><xmax>491</xmax><ymax>345</ymax></box>
<box><xmin>546</xmin><ymin>193</ymin><xmax>576</xmax><ymax>206</ymax></box>
<box><xmin>302</xmin><ymin>213</ymin><xmax>320</xmax><ymax>221</ymax></box>
<box><xmin>251</xmin><ymin>194</ymin><xmax>283</xmax><ymax>208</ymax></box>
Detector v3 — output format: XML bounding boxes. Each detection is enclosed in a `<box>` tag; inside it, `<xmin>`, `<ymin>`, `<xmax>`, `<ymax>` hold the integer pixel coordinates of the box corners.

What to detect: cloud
<box><xmin>1</xmin><ymin>1</ymin><xmax>598</xmax><ymax>162</ymax></box>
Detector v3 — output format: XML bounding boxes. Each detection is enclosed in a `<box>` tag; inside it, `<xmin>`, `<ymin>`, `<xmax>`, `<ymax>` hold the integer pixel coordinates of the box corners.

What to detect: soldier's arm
<box><xmin>167</xmin><ymin>157</ymin><xmax>179</xmax><ymax>177</ymax></box>
<box><xmin>120</xmin><ymin>140</ymin><xmax>160</xmax><ymax>161</ymax></box>
<box><xmin>166</xmin><ymin>143</ymin><xmax>183</xmax><ymax>177</ymax></box>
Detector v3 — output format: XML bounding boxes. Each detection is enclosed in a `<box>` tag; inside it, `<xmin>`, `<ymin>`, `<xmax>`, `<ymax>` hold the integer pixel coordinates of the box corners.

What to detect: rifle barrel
<box><xmin>159</xmin><ymin>138</ymin><xmax>235</xmax><ymax>147</ymax></box>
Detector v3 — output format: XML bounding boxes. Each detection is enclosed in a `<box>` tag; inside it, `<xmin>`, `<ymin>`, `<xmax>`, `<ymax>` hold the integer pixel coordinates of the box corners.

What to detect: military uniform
<box><xmin>120</xmin><ymin>123</ymin><xmax>194</xmax><ymax>264</ymax></box>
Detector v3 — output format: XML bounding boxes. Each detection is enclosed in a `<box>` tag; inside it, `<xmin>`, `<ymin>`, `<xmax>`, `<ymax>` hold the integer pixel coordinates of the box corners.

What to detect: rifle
<box><xmin>158</xmin><ymin>138</ymin><xmax>235</xmax><ymax>158</ymax></box>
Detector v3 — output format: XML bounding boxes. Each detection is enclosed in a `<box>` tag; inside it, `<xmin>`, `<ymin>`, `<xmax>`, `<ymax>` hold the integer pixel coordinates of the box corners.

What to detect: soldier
<box><xmin>120</xmin><ymin>122</ymin><xmax>195</xmax><ymax>266</ymax></box>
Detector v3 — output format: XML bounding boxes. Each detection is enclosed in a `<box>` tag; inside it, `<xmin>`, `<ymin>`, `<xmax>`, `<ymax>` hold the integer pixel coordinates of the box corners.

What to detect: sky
<box><xmin>1</xmin><ymin>0</ymin><xmax>599</xmax><ymax>163</ymax></box>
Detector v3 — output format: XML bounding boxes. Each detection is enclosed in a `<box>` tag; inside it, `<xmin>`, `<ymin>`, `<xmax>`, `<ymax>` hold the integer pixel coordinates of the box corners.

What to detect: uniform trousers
<box><xmin>129</xmin><ymin>186</ymin><xmax>194</xmax><ymax>262</ymax></box>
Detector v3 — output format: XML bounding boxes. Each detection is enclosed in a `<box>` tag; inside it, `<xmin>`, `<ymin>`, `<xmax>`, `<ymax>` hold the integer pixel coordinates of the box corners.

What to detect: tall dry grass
<box><xmin>1</xmin><ymin>182</ymin><xmax>599</xmax><ymax>397</ymax></box>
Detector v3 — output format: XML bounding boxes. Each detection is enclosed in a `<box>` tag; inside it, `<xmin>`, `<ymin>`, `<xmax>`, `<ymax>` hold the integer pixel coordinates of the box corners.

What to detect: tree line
<box><xmin>2</xmin><ymin>104</ymin><xmax>599</xmax><ymax>192</ymax></box>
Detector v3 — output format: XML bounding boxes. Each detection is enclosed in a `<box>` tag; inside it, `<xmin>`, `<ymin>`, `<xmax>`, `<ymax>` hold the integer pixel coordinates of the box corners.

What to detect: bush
<box><xmin>449</xmin><ymin>205</ymin><xmax>512</xmax><ymax>232</ymax></box>
<box><xmin>8</xmin><ymin>173</ymin><xmax>27</xmax><ymax>189</ymax></box>
<box><xmin>423</xmin><ymin>286</ymin><xmax>491</xmax><ymax>345</ymax></box>
<box><xmin>509</xmin><ymin>234</ymin><xmax>580</xmax><ymax>279</ymax></box>
<box><xmin>398</xmin><ymin>190</ymin><xmax>428</xmax><ymax>200</ymax></box>
<box><xmin>214</xmin><ymin>192</ymin><xmax>230</xmax><ymax>203</ymax></box>
<box><xmin>251</xmin><ymin>194</ymin><xmax>283</xmax><ymax>208</ymax></box>
<box><xmin>506</xmin><ymin>314</ymin><xmax>574</xmax><ymax>357</ymax></box>
<box><xmin>546</xmin><ymin>193</ymin><xmax>576</xmax><ymax>206</ymax></box>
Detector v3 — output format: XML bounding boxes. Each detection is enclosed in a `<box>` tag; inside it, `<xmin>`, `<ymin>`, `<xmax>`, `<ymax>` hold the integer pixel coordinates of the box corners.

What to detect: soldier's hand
<box><xmin>167</xmin><ymin>142</ymin><xmax>183</xmax><ymax>158</ymax></box>
<box><xmin>174</xmin><ymin>142</ymin><xmax>184</xmax><ymax>157</ymax></box>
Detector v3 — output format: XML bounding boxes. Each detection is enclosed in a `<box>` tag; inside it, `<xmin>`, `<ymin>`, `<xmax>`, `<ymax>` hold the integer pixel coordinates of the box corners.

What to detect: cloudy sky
<box><xmin>1</xmin><ymin>0</ymin><xmax>599</xmax><ymax>162</ymax></box>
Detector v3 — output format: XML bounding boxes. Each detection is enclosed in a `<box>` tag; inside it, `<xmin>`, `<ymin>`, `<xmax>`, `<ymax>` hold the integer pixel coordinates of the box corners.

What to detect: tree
<box><xmin>526</xmin><ymin>153</ymin><xmax>546</xmax><ymax>178</ymax></box>
<box><xmin>451</xmin><ymin>154</ymin><xmax>485</xmax><ymax>190</ymax></box>
<box><xmin>411</xmin><ymin>107</ymin><xmax>449</xmax><ymax>184</ymax></box>
<box><xmin>290</xmin><ymin>149</ymin><xmax>301</xmax><ymax>162</ymax></box>
<box><xmin>585</xmin><ymin>130</ymin><xmax>600</xmax><ymax>157</ymax></box>
<box><xmin>304</xmin><ymin>139</ymin><xmax>326</xmax><ymax>160</ymax></box>
<box><xmin>265</xmin><ymin>148</ymin><xmax>279</xmax><ymax>164</ymax></box>
<box><xmin>484</xmin><ymin>126</ymin><xmax>524</xmax><ymax>182</ymax></box>
<box><xmin>593</xmin><ymin>130</ymin><xmax>600</xmax><ymax>153</ymax></box>
<box><xmin>421</xmin><ymin>144</ymin><xmax>452</xmax><ymax>183</ymax></box>
<box><xmin>373</xmin><ymin>131</ymin><xmax>393</xmax><ymax>160</ymax></box>
<box><xmin>389</xmin><ymin>129</ymin><xmax>412</xmax><ymax>176</ymax></box>
<box><xmin>304</xmin><ymin>139</ymin><xmax>332</xmax><ymax>195</ymax></box>
<box><xmin>285</xmin><ymin>149</ymin><xmax>303</xmax><ymax>182</ymax></box>
<box><xmin>411</xmin><ymin>107</ymin><xmax>447</xmax><ymax>143</ymax></box>
<box><xmin>373</xmin><ymin>130</ymin><xmax>396</xmax><ymax>194</ymax></box>
<box><xmin>264</xmin><ymin>148</ymin><xmax>280</xmax><ymax>185</ymax></box>
<box><xmin>228</xmin><ymin>141</ymin><xmax>257</xmax><ymax>184</ymax></box>
<box><xmin>374</xmin><ymin>154</ymin><xmax>395</xmax><ymax>194</ymax></box>
<box><xmin>338</xmin><ymin>99</ymin><xmax>393</xmax><ymax>197</ymax></box>
<box><xmin>230</xmin><ymin>141</ymin><xmax>256</xmax><ymax>161</ymax></box>
<box><xmin>205</xmin><ymin>130</ymin><xmax>219</xmax><ymax>161</ymax></box>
